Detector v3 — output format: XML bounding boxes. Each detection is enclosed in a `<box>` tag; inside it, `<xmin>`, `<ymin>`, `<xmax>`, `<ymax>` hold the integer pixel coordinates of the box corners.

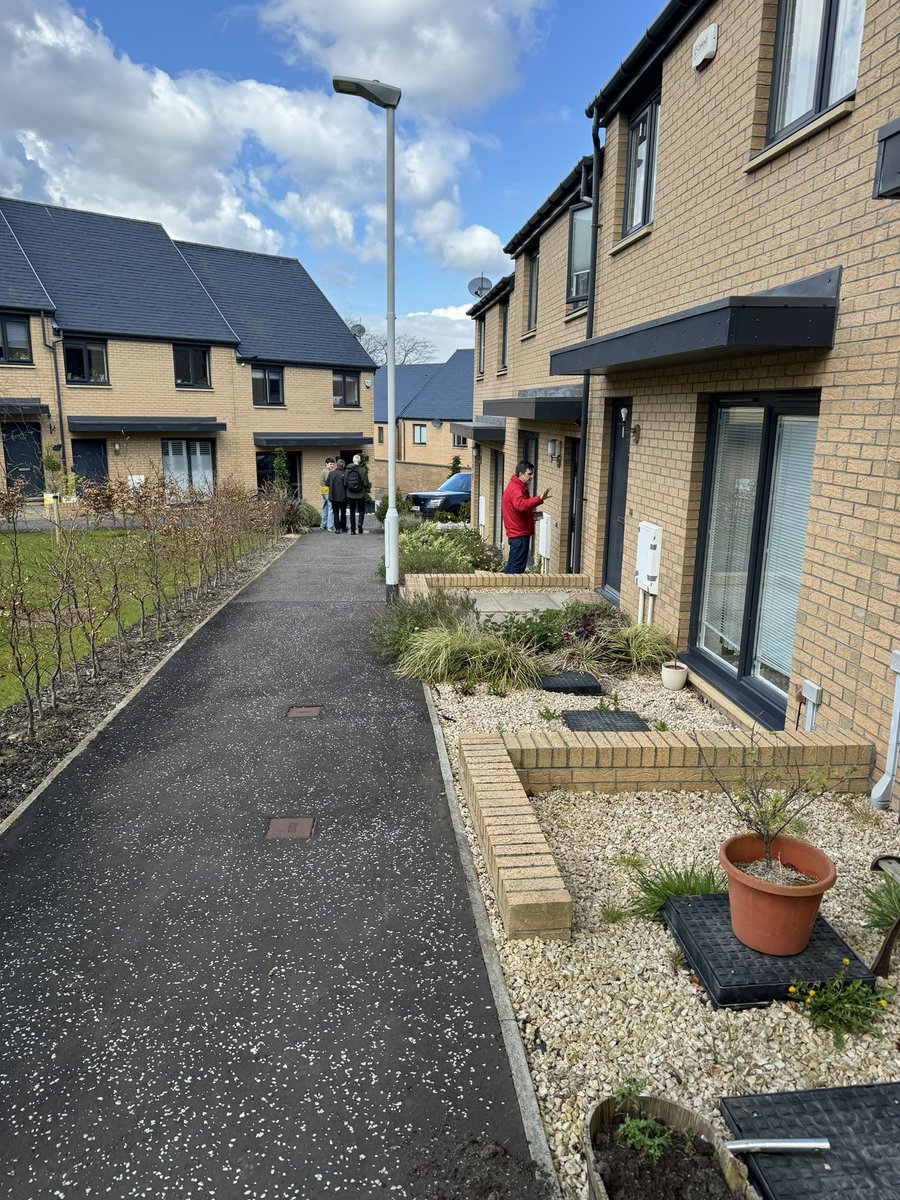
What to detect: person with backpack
<box><xmin>327</xmin><ymin>458</ymin><xmax>348</xmax><ymax>533</ymax></box>
<box><xmin>345</xmin><ymin>453</ymin><xmax>370</xmax><ymax>535</ymax></box>
<box><xmin>319</xmin><ymin>457</ymin><xmax>335</xmax><ymax>530</ymax></box>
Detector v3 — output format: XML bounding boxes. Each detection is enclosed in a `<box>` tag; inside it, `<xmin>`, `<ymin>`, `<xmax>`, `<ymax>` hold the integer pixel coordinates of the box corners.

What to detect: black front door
<box><xmin>566</xmin><ymin>437</ymin><xmax>580</xmax><ymax>573</ymax></box>
<box><xmin>71</xmin><ymin>439</ymin><xmax>109</xmax><ymax>489</ymax></box>
<box><xmin>601</xmin><ymin>401</ymin><xmax>632</xmax><ymax>603</ymax></box>
<box><xmin>2</xmin><ymin>422</ymin><xmax>44</xmax><ymax>496</ymax></box>
<box><xmin>491</xmin><ymin>449</ymin><xmax>505</xmax><ymax>548</ymax></box>
<box><xmin>520</xmin><ymin>432</ymin><xmax>538</xmax><ymax>565</ymax></box>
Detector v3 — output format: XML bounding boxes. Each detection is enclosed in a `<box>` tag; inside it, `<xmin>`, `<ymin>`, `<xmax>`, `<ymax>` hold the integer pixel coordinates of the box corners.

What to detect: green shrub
<box><xmin>487</xmin><ymin>607</ymin><xmax>569</xmax><ymax>652</ymax></box>
<box><xmin>457</xmin><ymin>501</ymin><xmax>471</xmax><ymax>523</ymax></box>
<box><xmin>605</xmin><ymin>624</ymin><xmax>675</xmax><ymax>674</ymax></box>
<box><xmin>560</xmin><ymin>598</ymin><xmax>626</xmax><ymax>641</ymax></box>
<box><xmin>282</xmin><ymin>498</ymin><xmax>320</xmax><ymax>531</ymax></box>
<box><xmin>377</xmin><ymin>542</ymin><xmax>471</xmax><ymax>582</ymax></box>
<box><xmin>627</xmin><ymin>860</ymin><xmax>728</xmax><ymax>920</ymax></box>
<box><xmin>396</xmin><ymin>626</ymin><xmax>543</xmax><ymax>690</ymax></box>
<box><xmin>374</xmin><ymin>490</ymin><xmax>413</xmax><ymax>523</ymax></box>
<box><xmin>862</xmin><ymin>875</ymin><xmax>900</xmax><ymax>931</ymax></box>
<box><xmin>370</xmin><ymin>592</ymin><xmax>476</xmax><ymax>662</ymax></box>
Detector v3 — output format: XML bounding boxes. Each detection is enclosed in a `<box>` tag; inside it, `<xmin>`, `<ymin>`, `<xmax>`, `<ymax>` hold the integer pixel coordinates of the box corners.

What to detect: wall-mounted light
<box><xmin>546</xmin><ymin>439</ymin><xmax>561</xmax><ymax>467</ymax></box>
<box><xmin>113</xmin><ymin>442</ymin><xmax>121</xmax><ymax>455</ymax></box>
<box><xmin>364</xmin><ymin>378</ymin><xmax>372</xmax><ymax>389</ymax></box>
<box><xmin>471</xmin><ymin>443</ymin><xmax>480</xmax><ymax>461</ymax></box>
<box><xmin>631</xmin><ymin>423</ymin><xmax>641</xmax><ymax>444</ymax></box>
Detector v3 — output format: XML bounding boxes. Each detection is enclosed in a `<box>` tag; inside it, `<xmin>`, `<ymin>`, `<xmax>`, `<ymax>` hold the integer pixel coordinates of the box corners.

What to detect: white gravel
<box><xmin>432</xmin><ymin>678</ymin><xmax>900</xmax><ymax>1200</ymax></box>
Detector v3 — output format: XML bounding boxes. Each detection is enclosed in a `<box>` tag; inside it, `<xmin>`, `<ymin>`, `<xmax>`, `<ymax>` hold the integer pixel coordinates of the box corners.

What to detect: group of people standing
<box><xmin>320</xmin><ymin>454</ymin><xmax>371</xmax><ymax>534</ymax></box>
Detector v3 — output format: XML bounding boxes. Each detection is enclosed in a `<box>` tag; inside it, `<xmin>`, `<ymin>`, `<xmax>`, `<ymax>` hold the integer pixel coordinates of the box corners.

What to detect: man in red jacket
<box><xmin>501</xmin><ymin>460</ymin><xmax>551</xmax><ymax>574</ymax></box>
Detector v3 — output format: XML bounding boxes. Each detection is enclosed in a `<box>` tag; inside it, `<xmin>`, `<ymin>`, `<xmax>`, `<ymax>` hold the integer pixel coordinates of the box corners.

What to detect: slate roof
<box><xmin>177</xmin><ymin>241</ymin><xmax>375</xmax><ymax>370</ymax></box>
<box><xmin>0</xmin><ymin>198</ymin><xmax>237</xmax><ymax>343</ymax></box>
<box><xmin>0</xmin><ymin>209</ymin><xmax>54</xmax><ymax>312</ymax></box>
<box><xmin>373</xmin><ymin>349</ymin><xmax>474</xmax><ymax>423</ymax></box>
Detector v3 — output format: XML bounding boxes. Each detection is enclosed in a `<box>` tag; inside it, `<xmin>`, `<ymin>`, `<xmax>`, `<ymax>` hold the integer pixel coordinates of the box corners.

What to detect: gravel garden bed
<box><xmin>431</xmin><ymin>679</ymin><xmax>900</xmax><ymax>1200</ymax></box>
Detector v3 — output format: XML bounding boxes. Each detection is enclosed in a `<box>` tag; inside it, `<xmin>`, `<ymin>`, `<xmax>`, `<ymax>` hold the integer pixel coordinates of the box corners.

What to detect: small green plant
<box><xmin>613</xmin><ymin>852</ymin><xmax>646</xmax><ymax>871</ymax></box>
<box><xmin>273</xmin><ymin>446</ymin><xmax>291</xmax><ymax>493</ymax></box>
<box><xmin>374</xmin><ymin>489</ymin><xmax>413</xmax><ymax>524</ymax></box>
<box><xmin>397</xmin><ymin>626</ymin><xmax>544</xmax><ymax>691</ymax></box>
<box><xmin>370</xmin><ymin>591</ymin><xmax>477</xmax><ymax>662</ymax></box>
<box><xmin>840</xmin><ymin>794</ymin><xmax>882</xmax><ymax>827</ymax></box>
<box><xmin>628</xmin><ymin>860</ymin><xmax>728</xmax><ymax>920</ymax></box>
<box><xmin>683</xmin><ymin>1128</ymin><xmax>695</xmax><ymax>1157</ymax></box>
<box><xmin>790</xmin><ymin>961</ymin><xmax>893</xmax><ymax>1048</ymax></box>
<box><xmin>280</xmin><ymin>498</ymin><xmax>320</xmax><ymax>531</ymax></box>
<box><xmin>613</xmin><ymin>1079</ymin><xmax>674</xmax><ymax>1165</ymax></box>
<box><xmin>457</xmin><ymin>501</ymin><xmax>471</xmax><ymax>523</ymax></box>
<box><xmin>488</xmin><ymin>683</ymin><xmax>508</xmax><ymax>697</ymax></box>
<box><xmin>448</xmin><ymin>455</ymin><xmax>462</xmax><ymax>476</ymax></box>
<box><xmin>594</xmin><ymin>693</ymin><xmax>621</xmax><ymax>712</ymax></box>
<box><xmin>782</xmin><ymin>814</ymin><xmax>813</xmax><ymax>840</ymax></box>
<box><xmin>601</xmin><ymin>904</ymin><xmax>626</xmax><ymax>924</ymax></box>
<box><xmin>862</xmin><ymin>875</ymin><xmax>900</xmax><ymax>932</ymax></box>
<box><xmin>668</xmin><ymin>947</ymin><xmax>686</xmax><ymax>973</ymax></box>
<box><xmin>653</xmin><ymin>719</ymin><xmax>669</xmax><ymax>732</ymax></box>
<box><xmin>606</xmin><ymin>624</ymin><xmax>675</xmax><ymax>674</ymax></box>
<box><xmin>538</xmin><ymin>706</ymin><xmax>559</xmax><ymax>721</ymax></box>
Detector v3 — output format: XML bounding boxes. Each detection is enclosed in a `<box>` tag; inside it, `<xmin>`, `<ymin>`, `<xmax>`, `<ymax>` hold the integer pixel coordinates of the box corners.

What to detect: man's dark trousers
<box><xmin>504</xmin><ymin>536</ymin><xmax>530</xmax><ymax>574</ymax></box>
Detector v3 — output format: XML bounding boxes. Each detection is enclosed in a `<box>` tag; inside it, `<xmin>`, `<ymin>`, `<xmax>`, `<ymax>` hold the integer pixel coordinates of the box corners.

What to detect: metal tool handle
<box><xmin>725</xmin><ymin>1138</ymin><xmax>831</xmax><ymax>1154</ymax></box>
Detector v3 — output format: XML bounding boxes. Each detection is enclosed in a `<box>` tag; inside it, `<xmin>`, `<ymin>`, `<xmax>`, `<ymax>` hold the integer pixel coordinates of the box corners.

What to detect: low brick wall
<box><xmin>458</xmin><ymin>735</ymin><xmax>573</xmax><ymax>941</ymax></box>
<box><xmin>501</xmin><ymin>729</ymin><xmax>874</xmax><ymax>794</ymax></box>
<box><xmin>405</xmin><ymin>571</ymin><xmax>592</xmax><ymax>598</ymax></box>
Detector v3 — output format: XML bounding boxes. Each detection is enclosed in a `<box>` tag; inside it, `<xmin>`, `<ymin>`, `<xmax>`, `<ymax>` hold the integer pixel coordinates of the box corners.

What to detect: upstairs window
<box><xmin>64</xmin><ymin>339</ymin><xmax>109</xmax><ymax>384</ymax></box>
<box><xmin>499</xmin><ymin>300</ymin><xmax>509</xmax><ymax>369</ymax></box>
<box><xmin>377</xmin><ymin>426</ymin><xmax>384</xmax><ymax>444</ymax></box>
<box><xmin>413</xmin><ymin>424</ymin><xmax>427</xmax><ymax>445</ymax></box>
<box><xmin>251</xmin><ymin>365</ymin><xmax>283</xmax><ymax>406</ymax></box>
<box><xmin>476</xmin><ymin>317</ymin><xmax>485</xmax><ymax>375</ymax></box>
<box><xmin>332</xmin><ymin>371</ymin><xmax>359</xmax><ymax>408</ymax></box>
<box><xmin>453</xmin><ymin>433</ymin><xmax>468</xmax><ymax>448</ymax></box>
<box><xmin>526</xmin><ymin>251</ymin><xmax>540</xmax><ymax>332</ymax></box>
<box><xmin>769</xmin><ymin>0</ymin><xmax>866</xmax><ymax>141</ymax></box>
<box><xmin>0</xmin><ymin>315</ymin><xmax>32</xmax><ymax>364</ymax></box>
<box><xmin>623</xmin><ymin>98</ymin><xmax>659</xmax><ymax>236</ymax></box>
<box><xmin>567</xmin><ymin>205</ymin><xmax>592</xmax><ymax>306</ymax></box>
<box><xmin>174</xmin><ymin>344</ymin><xmax>210</xmax><ymax>388</ymax></box>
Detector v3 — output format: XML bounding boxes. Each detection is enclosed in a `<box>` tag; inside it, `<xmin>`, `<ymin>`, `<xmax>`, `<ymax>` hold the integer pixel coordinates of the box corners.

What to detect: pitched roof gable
<box><xmin>373</xmin><ymin>349</ymin><xmax>474</xmax><ymax>423</ymax></box>
<box><xmin>0</xmin><ymin>198</ymin><xmax>237</xmax><ymax>343</ymax></box>
<box><xmin>176</xmin><ymin>241</ymin><xmax>375</xmax><ymax>370</ymax></box>
<box><xmin>0</xmin><ymin>208</ymin><xmax>55</xmax><ymax>312</ymax></box>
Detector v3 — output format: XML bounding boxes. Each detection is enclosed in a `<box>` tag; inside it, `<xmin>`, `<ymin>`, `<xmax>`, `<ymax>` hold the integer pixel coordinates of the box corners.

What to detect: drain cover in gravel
<box><xmin>664</xmin><ymin>894</ymin><xmax>874</xmax><ymax>1009</ymax></box>
<box><xmin>721</xmin><ymin>1083</ymin><xmax>900</xmax><ymax>1199</ymax></box>
<box><xmin>540</xmin><ymin>672</ymin><xmax>604</xmax><ymax>696</ymax></box>
<box><xmin>562</xmin><ymin>710</ymin><xmax>649</xmax><ymax>732</ymax></box>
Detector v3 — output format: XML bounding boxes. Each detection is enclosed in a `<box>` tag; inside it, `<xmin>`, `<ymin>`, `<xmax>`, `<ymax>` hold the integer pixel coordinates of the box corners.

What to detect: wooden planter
<box><xmin>584</xmin><ymin>1094</ymin><xmax>761</xmax><ymax>1200</ymax></box>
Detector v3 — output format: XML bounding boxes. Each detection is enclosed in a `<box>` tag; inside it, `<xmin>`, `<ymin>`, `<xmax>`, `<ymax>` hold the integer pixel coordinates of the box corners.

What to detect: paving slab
<box><xmin>0</xmin><ymin>532</ymin><xmax>537</xmax><ymax>1199</ymax></box>
<box><xmin>474</xmin><ymin>591</ymin><xmax>571</xmax><ymax>614</ymax></box>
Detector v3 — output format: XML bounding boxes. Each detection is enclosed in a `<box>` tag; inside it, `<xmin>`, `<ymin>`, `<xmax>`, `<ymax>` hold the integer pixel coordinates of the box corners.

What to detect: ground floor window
<box><xmin>412</xmin><ymin>424</ymin><xmax>426</xmax><ymax>445</ymax></box>
<box><xmin>255</xmin><ymin>450</ymin><xmax>301</xmax><ymax>498</ymax></box>
<box><xmin>161</xmin><ymin>438</ymin><xmax>215</xmax><ymax>494</ymax></box>
<box><xmin>692</xmin><ymin>393</ymin><xmax>818</xmax><ymax>724</ymax></box>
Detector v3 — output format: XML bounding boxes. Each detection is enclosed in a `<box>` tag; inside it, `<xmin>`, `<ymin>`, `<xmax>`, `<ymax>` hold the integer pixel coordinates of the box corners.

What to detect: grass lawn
<box><xmin>0</xmin><ymin>528</ymin><xmax>256</xmax><ymax>711</ymax></box>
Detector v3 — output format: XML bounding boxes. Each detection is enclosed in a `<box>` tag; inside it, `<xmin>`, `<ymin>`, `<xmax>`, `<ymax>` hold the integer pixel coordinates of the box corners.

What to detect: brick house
<box><xmin>472</xmin><ymin>0</ymin><xmax>900</xmax><ymax>782</ymax></box>
<box><xmin>372</xmin><ymin>348</ymin><xmax>473</xmax><ymax>495</ymax></box>
<box><xmin>0</xmin><ymin>198</ymin><xmax>374</xmax><ymax>503</ymax></box>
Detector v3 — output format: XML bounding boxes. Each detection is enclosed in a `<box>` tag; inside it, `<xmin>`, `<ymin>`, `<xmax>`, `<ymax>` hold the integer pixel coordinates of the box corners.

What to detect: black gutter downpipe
<box><xmin>41</xmin><ymin>312</ymin><xmax>67</xmax><ymax>472</ymax></box>
<box><xmin>571</xmin><ymin>108</ymin><xmax>602</xmax><ymax>574</ymax></box>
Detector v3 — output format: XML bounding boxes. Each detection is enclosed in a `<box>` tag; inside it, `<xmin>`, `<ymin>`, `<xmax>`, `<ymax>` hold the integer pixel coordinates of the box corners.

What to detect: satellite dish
<box><xmin>431</xmin><ymin>419</ymin><xmax>443</xmax><ymax>429</ymax></box>
<box><xmin>350</xmin><ymin>323</ymin><xmax>366</xmax><ymax>338</ymax></box>
<box><xmin>467</xmin><ymin>275</ymin><xmax>493</xmax><ymax>299</ymax></box>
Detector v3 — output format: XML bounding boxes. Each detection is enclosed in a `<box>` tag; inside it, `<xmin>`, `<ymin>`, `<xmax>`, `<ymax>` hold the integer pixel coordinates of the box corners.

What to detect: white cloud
<box><xmin>261</xmin><ymin>0</ymin><xmax>552</xmax><ymax>112</ymax></box>
<box><xmin>413</xmin><ymin>198</ymin><xmax>511</xmax><ymax>277</ymax></box>
<box><xmin>359</xmin><ymin>305</ymin><xmax>475</xmax><ymax>363</ymax></box>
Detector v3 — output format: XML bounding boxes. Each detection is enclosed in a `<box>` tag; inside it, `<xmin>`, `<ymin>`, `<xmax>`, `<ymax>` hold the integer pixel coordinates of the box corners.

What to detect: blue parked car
<box><xmin>408</xmin><ymin>472</ymin><xmax>472</xmax><ymax>519</ymax></box>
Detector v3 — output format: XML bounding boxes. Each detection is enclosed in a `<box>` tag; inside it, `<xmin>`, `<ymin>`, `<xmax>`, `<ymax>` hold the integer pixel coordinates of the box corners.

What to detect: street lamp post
<box><xmin>332</xmin><ymin>76</ymin><xmax>402</xmax><ymax>602</ymax></box>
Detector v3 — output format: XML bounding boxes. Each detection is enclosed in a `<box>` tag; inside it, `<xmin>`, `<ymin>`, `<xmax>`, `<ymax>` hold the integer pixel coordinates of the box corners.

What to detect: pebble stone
<box><xmin>433</xmin><ymin>678</ymin><xmax>900</xmax><ymax>1200</ymax></box>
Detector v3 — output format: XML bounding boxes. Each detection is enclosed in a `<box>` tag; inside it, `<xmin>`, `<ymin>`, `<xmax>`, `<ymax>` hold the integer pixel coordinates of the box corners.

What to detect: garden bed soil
<box><xmin>0</xmin><ymin>539</ymin><xmax>289</xmax><ymax>820</ymax></box>
<box><xmin>592</xmin><ymin>1127</ymin><xmax>737</xmax><ymax>1200</ymax></box>
<box><xmin>409</xmin><ymin>1129</ymin><xmax>555</xmax><ymax>1199</ymax></box>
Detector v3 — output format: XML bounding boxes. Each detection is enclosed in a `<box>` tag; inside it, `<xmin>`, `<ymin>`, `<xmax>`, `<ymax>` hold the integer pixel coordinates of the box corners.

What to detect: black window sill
<box><xmin>252</xmin><ymin>402</ymin><xmax>286</xmax><ymax>408</ymax></box>
<box><xmin>175</xmin><ymin>384</ymin><xmax>214</xmax><ymax>390</ymax></box>
<box><xmin>0</xmin><ymin>361</ymin><xmax>35</xmax><ymax>367</ymax></box>
<box><xmin>332</xmin><ymin>403</ymin><xmax>361</xmax><ymax>409</ymax></box>
<box><xmin>66</xmin><ymin>380</ymin><xmax>111</xmax><ymax>387</ymax></box>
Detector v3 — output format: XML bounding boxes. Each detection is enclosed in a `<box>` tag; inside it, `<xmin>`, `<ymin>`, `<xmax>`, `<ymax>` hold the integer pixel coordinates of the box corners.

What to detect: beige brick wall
<box><xmin>0</xmin><ymin>319</ymin><xmax>374</xmax><ymax>503</ymax></box>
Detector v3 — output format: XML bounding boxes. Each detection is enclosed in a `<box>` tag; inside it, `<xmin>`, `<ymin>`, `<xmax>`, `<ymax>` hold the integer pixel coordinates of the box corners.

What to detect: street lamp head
<box><xmin>332</xmin><ymin>76</ymin><xmax>401</xmax><ymax>109</ymax></box>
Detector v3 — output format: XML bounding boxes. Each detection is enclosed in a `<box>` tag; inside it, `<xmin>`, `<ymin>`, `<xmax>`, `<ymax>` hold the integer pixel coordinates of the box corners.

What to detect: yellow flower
<box><xmin>808</xmin><ymin>989</ymin><xmax>816</xmax><ymax>997</ymax></box>
<box><xmin>788</xmin><ymin>986</ymin><xmax>797</xmax><ymax>994</ymax></box>
<box><xmin>842</xmin><ymin>958</ymin><xmax>849</xmax><ymax>966</ymax></box>
<box><xmin>806</xmin><ymin>997</ymin><xmax>812</xmax><ymax>1004</ymax></box>
<box><xmin>879</xmin><ymin>999</ymin><xmax>888</xmax><ymax>1008</ymax></box>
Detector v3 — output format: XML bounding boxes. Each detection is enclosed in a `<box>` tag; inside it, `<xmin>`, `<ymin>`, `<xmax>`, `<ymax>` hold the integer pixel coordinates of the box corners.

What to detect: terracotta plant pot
<box><xmin>660</xmin><ymin>661</ymin><xmax>688</xmax><ymax>691</ymax></box>
<box><xmin>718</xmin><ymin>833</ymin><xmax>837</xmax><ymax>956</ymax></box>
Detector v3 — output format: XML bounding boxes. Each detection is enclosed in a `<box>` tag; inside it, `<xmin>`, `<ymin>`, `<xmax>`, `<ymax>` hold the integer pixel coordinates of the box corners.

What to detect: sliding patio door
<box><xmin>692</xmin><ymin>394</ymin><xmax>818</xmax><ymax>726</ymax></box>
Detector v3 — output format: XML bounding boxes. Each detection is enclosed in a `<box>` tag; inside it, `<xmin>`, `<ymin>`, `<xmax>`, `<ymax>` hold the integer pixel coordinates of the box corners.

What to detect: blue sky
<box><xmin>0</xmin><ymin>0</ymin><xmax>663</xmax><ymax>358</ymax></box>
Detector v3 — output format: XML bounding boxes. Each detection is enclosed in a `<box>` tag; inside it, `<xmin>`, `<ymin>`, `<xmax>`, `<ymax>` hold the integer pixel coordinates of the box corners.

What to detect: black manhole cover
<box><xmin>562</xmin><ymin>709</ymin><xmax>649</xmax><ymax>732</ymax></box>
<box><xmin>664</xmin><ymin>894</ymin><xmax>874</xmax><ymax>1009</ymax></box>
<box><xmin>266</xmin><ymin>817</ymin><xmax>316</xmax><ymax>839</ymax></box>
<box><xmin>540</xmin><ymin>672</ymin><xmax>604</xmax><ymax>695</ymax></box>
<box><xmin>721</xmin><ymin>1082</ymin><xmax>900</xmax><ymax>1199</ymax></box>
<box><xmin>286</xmin><ymin>706</ymin><xmax>320</xmax><ymax>718</ymax></box>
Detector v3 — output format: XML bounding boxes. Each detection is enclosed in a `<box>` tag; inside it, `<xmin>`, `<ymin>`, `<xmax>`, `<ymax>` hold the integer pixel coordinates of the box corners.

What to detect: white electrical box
<box><xmin>478</xmin><ymin>495</ymin><xmax>486</xmax><ymax>529</ymax></box>
<box><xmin>635</xmin><ymin>522</ymin><xmax>662</xmax><ymax>594</ymax></box>
<box><xmin>538</xmin><ymin>513</ymin><xmax>552</xmax><ymax>560</ymax></box>
<box><xmin>691</xmin><ymin>23</ymin><xmax>718</xmax><ymax>70</ymax></box>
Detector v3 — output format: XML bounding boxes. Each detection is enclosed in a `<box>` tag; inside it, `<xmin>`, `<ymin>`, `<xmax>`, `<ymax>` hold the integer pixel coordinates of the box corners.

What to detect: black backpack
<box><xmin>345</xmin><ymin>464</ymin><xmax>363</xmax><ymax>493</ymax></box>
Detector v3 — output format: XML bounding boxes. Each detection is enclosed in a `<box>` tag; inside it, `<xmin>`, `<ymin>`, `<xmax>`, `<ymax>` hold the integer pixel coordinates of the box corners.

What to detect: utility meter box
<box><xmin>635</xmin><ymin>522</ymin><xmax>662</xmax><ymax>594</ymax></box>
<box><xmin>477</xmin><ymin>495</ymin><xmax>486</xmax><ymax>529</ymax></box>
<box><xmin>538</xmin><ymin>513</ymin><xmax>552</xmax><ymax>560</ymax></box>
